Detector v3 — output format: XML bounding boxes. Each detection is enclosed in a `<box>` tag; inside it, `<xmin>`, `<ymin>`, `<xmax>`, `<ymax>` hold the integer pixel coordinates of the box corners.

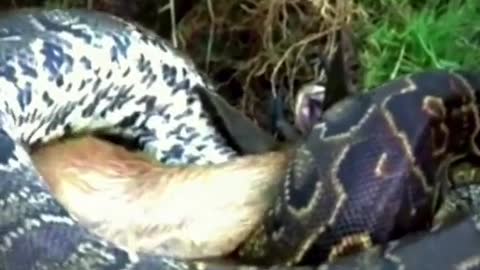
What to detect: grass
<box><xmin>358</xmin><ymin>0</ymin><xmax>480</xmax><ymax>89</ymax></box>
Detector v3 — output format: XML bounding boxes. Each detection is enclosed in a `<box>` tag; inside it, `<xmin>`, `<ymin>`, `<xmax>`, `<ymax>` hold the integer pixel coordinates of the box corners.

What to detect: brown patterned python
<box><xmin>0</xmin><ymin>7</ymin><xmax>478</xmax><ymax>270</ymax></box>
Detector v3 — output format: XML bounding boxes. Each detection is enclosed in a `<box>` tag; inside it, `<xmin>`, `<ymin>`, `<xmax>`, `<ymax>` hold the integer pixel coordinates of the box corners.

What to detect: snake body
<box><xmin>236</xmin><ymin>71</ymin><xmax>480</xmax><ymax>265</ymax></box>
<box><xmin>0</xmin><ymin>7</ymin><xmax>244</xmax><ymax>270</ymax></box>
<box><xmin>0</xmin><ymin>7</ymin><xmax>478</xmax><ymax>270</ymax></box>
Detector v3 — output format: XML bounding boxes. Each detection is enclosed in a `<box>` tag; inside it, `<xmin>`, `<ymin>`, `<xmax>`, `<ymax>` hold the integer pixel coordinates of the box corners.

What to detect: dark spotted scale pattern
<box><xmin>0</xmin><ymin>7</ymin><xmax>478</xmax><ymax>270</ymax></box>
<box><xmin>236</xmin><ymin>71</ymin><xmax>480</xmax><ymax>267</ymax></box>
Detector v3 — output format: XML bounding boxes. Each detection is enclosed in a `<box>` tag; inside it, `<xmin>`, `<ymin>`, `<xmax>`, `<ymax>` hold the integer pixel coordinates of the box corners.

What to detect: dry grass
<box><xmin>174</xmin><ymin>0</ymin><xmax>366</xmax><ymax>127</ymax></box>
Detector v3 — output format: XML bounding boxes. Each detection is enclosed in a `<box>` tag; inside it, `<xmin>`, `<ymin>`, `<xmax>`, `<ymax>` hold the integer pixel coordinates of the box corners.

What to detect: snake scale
<box><xmin>0</xmin><ymin>7</ymin><xmax>478</xmax><ymax>270</ymax></box>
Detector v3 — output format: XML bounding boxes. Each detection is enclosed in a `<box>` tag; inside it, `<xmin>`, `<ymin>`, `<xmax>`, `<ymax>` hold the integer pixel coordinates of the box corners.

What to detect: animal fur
<box><xmin>31</xmin><ymin>135</ymin><xmax>290</xmax><ymax>259</ymax></box>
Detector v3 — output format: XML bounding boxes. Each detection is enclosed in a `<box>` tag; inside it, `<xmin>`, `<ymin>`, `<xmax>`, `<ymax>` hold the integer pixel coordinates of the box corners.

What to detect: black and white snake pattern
<box><xmin>0</xmin><ymin>7</ymin><xmax>244</xmax><ymax>270</ymax></box>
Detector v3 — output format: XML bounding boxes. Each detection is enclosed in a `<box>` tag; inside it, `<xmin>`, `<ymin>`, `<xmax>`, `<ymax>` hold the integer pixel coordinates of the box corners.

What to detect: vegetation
<box><xmin>359</xmin><ymin>0</ymin><xmax>480</xmax><ymax>89</ymax></box>
<box><xmin>3</xmin><ymin>0</ymin><xmax>480</xmax><ymax>124</ymax></box>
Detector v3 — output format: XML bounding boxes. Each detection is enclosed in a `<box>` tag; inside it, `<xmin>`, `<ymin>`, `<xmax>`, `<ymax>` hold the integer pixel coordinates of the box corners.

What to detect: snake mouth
<box><xmin>294</xmin><ymin>83</ymin><xmax>326</xmax><ymax>134</ymax></box>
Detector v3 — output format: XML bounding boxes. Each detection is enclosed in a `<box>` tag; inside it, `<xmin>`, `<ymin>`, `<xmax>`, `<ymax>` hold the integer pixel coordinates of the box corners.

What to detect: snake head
<box><xmin>294</xmin><ymin>27</ymin><xmax>361</xmax><ymax>135</ymax></box>
<box><xmin>294</xmin><ymin>83</ymin><xmax>326</xmax><ymax>134</ymax></box>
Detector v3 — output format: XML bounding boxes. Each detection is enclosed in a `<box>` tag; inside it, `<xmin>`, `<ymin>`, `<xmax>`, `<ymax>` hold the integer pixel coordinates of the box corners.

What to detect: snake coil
<box><xmin>0</xmin><ymin>7</ymin><xmax>478</xmax><ymax>270</ymax></box>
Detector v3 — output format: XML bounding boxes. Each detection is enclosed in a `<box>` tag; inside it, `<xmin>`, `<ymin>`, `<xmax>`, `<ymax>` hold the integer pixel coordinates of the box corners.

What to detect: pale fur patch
<box><xmin>31</xmin><ymin>135</ymin><xmax>289</xmax><ymax>259</ymax></box>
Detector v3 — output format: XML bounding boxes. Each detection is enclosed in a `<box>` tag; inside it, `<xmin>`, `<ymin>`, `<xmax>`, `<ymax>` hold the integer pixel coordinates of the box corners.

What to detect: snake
<box><xmin>0</xmin><ymin>7</ymin><xmax>479</xmax><ymax>270</ymax></box>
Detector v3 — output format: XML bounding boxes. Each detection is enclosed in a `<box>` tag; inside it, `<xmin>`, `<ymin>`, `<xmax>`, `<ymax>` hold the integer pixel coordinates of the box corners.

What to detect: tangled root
<box><xmin>175</xmin><ymin>0</ymin><xmax>366</xmax><ymax>130</ymax></box>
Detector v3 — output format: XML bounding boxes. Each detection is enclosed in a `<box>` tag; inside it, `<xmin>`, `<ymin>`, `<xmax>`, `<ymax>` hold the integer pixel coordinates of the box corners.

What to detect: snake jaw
<box><xmin>294</xmin><ymin>83</ymin><xmax>326</xmax><ymax>134</ymax></box>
